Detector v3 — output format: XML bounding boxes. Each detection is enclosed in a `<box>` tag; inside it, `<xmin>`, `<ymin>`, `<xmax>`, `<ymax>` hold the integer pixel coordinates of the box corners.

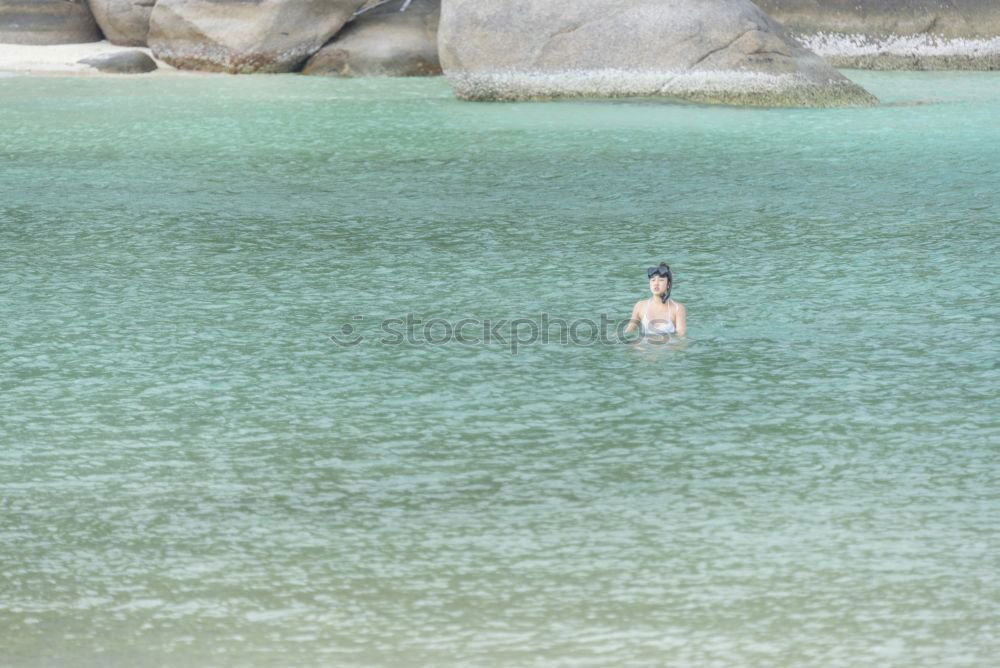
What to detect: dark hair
<box><xmin>647</xmin><ymin>262</ymin><xmax>672</xmax><ymax>303</ymax></box>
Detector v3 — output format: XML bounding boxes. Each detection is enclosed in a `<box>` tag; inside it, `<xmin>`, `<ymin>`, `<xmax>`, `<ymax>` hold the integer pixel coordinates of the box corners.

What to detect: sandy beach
<box><xmin>0</xmin><ymin>40</ymin><xmax>172</xmax><ymax>75</ymax></box>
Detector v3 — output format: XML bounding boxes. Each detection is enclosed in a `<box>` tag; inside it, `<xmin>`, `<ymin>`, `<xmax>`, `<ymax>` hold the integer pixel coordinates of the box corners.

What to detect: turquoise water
<box><xmin>1</xmin><ymin>71</ymin><xmax>998</xmax><ymax>666</ymax></box>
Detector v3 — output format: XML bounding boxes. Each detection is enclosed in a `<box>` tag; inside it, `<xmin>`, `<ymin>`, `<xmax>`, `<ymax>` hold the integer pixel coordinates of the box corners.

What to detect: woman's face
<box><xmin>649</xmin><ymin>274</ymin><xmax>669</xmax><ymax>296</ymax></box>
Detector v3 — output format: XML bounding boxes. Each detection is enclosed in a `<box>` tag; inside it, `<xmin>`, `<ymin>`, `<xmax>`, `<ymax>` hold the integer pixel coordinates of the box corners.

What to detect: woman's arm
<box><xmin>673</xmin><ymin>302</ymin><xmax>686</xmax><ymax>337</ymax></box>
<box><xmin>624</xmin><ymin>301</ymin><xmax>641</xmax><ymax>334</ymax></box>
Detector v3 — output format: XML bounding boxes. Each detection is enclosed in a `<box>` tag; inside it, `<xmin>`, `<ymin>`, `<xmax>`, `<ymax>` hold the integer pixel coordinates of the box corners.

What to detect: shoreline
<box><xmin>3</xmin><ymin>37</ymin><xmax>998</xmax><ymax>79</ymax></box>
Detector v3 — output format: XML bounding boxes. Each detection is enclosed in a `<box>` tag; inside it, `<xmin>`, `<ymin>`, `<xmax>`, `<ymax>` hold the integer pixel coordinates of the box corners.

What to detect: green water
<box><xmin>1</xmin><ymin>71</ymin><xmax>998</xmax><ymax>666</ymax></box>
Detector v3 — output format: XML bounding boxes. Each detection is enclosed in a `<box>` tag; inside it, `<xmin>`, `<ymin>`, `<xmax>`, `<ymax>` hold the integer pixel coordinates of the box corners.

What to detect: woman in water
<box><xmin>625</xmin><ymin>262</ymin><xmax>686</xmax><ymax>338</ymax></box>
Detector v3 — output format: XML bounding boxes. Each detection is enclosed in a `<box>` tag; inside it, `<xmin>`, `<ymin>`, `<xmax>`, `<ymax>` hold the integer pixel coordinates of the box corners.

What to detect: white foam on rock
<box><xmin>452</xmin><ymin>69</ymin><xmax>793</xmax><ymax>95</ymax></box>
<box><xmin>798</xmin><ymin>32</ymin><xmax>1000</xmax><ymax>58</ymax></box>
<box><xmin>447</xmin><ymin>68</ymin><xmax>875</xmax><ymax>105</ymax></box>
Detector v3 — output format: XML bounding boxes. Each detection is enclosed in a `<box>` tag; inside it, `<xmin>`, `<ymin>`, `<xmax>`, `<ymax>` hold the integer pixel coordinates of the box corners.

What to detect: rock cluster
<box><xmin>755</xmin><ymin>0</ymin><xmax>1000</xmax><ymax>70</ymax></box>
<box><xmin>6</xmin><ymin>1</ymin><xmax>998</xmax><ymax>103</ymax></box>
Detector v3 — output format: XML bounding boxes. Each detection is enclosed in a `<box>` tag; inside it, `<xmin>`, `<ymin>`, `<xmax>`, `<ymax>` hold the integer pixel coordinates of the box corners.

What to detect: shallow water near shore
<box><xmin>1</xmin><ymin>71</ymin><xmax>998</xmax><ymax>666</ymax></box>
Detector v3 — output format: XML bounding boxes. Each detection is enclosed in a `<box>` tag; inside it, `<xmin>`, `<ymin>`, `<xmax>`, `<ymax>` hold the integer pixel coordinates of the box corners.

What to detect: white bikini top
<box><xmin>641</xmin><ymin>297</ymin><xmax>676</xmax><ymax>335</ymax></box>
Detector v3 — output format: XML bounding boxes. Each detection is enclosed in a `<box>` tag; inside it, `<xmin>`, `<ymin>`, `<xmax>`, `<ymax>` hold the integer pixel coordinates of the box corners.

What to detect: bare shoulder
<box><xmin>671</xmin><ymin>300</ymin><xmax>686</xmax><ymax>313</ymax></box>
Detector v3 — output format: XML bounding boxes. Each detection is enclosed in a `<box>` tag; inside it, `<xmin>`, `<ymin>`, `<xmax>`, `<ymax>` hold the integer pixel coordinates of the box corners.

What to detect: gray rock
<box><xmin>147</xmin><ymin>0</ymin><xmax>365</xmax><ymax>73</ymax></box>
<box><xmin>303</xmin><ymin>0</ymin><xmax>440</xmax><ymax>77</ymax></box>
<box><xmin>0</xmin><ymin>0</ymin><xmax>101</xmax><ymax>44</ymax></box>
<box><xmin>755</xmin><ymin>1</ymin><xmax>1000</xmax><ymax>70</ymax></box>
<box><xmin>79</xmin><ymin>49</ymin><xmax>157</xmax><ymax>72</ymax></box>
<box><xmin>87</xmin><ymin>0</ymin><xmax>157</xmax><ymax>47</ymax></box>
<box><xmin>438</xmin><ymin>0</ymin><xmax>877</xmax><ymax>107</ymax></box>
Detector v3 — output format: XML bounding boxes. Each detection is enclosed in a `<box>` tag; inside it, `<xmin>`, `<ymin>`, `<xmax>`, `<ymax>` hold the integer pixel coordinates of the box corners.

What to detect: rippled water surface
<box><xmin>1</xmin><ymin>71</ymin><xmax>998</xmax><ymax>666</ymax></box>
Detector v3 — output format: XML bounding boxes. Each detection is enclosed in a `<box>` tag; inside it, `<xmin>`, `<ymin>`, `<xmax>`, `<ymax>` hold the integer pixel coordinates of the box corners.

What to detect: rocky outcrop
<box><xmin>79</xmin><ymin>48</ymin><xmax>156</xmax><ymax>71</ymax></box>
<box><xmin>0</xmin><ymin>0</ymin><xmax>101</xmax><ymax>44</ymax></box>
<box><xmin>754</xmin><ymin>1</ymin><xmax>1000</xmax><ymax>70</ymax></box>
<box><xmin>86</xmin><ymin>0</ymin><xmax>156</xmax><ymax>47</ymax></box>
<box><xmin>302</xmin><ymin>0</ymin><xmax>440</xmax><ymax>77</ymax></box>
<box><xmin>438</xmin><ymin>0</ymin><xmax>877</xmax><ymax>107</ymax></box>
<box><xmin>147</xmin><ymin>0</ymin><xmax>365</xmax><ymax>73</ymax></box>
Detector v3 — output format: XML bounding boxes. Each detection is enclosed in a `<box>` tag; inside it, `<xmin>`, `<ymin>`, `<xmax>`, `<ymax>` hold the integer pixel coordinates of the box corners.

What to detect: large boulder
<box><xmin>87</xmin><ymin>0</ymin><xmax>156</xmax><ymax>47</ymax></box>
<box><xmin>0</xmin><ymin>0</ymin><xmax>101</xmax><ymax>44</ymax></box>
<box><xmin>303</xmin><ymin>0</ymin><xmax>440</xmax><ymax>77</ymax></box>
<box><xmin>754</xmin><ymin>1</ymin><xmax>1000</xmax><ymax>70</ymax></box>
<box><xmin>439</xmin><ymin>0</ymin><xmax>877</xmax><ymax>107</ymax></box>
<box><xmin>147</xmin><ymin>0</ymin><xmax>365</xmax><ymax>73</ymax></box>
